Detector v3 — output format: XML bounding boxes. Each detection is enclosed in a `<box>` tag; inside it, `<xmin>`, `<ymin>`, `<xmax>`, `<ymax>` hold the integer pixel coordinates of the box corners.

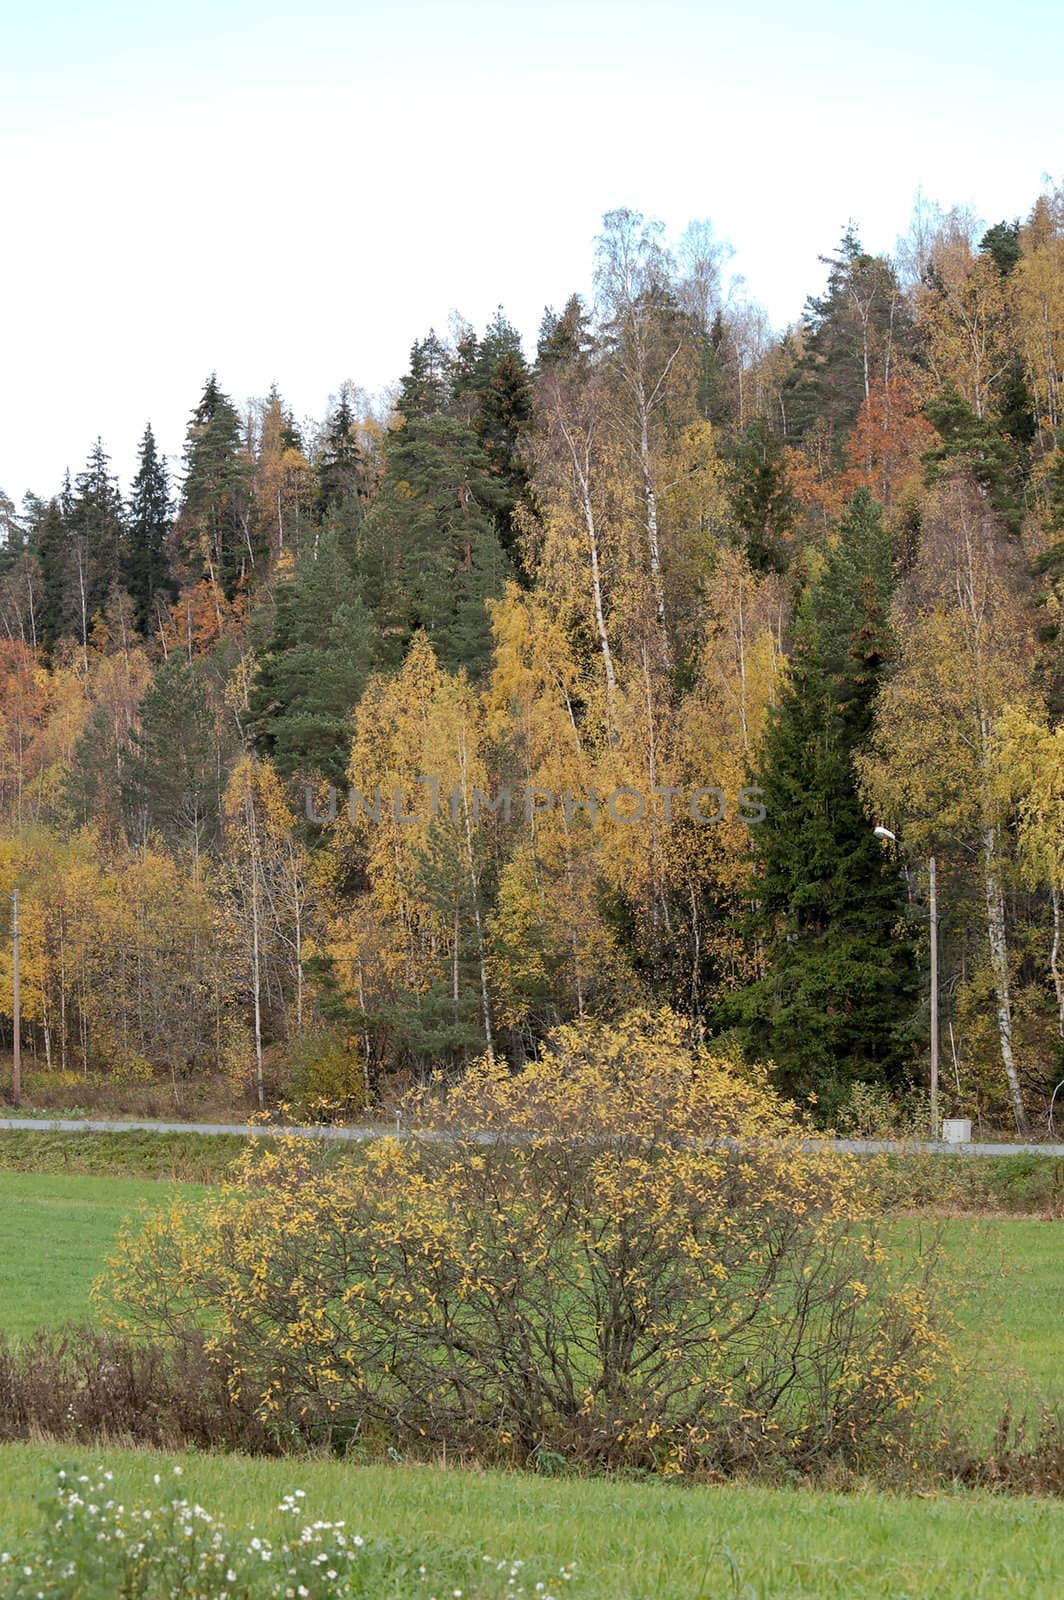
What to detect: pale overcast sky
<box><xmin>1</xmin><ymin>0</ymin><xmax>1061</xmax><ymax>499</ymax></box>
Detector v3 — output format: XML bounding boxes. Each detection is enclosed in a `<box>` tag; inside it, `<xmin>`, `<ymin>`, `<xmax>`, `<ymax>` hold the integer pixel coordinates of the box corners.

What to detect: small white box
<box><xmin>941</xmin><ymin>1118</ymin><xmax>972</xmax><ymax>1144</ymax></box>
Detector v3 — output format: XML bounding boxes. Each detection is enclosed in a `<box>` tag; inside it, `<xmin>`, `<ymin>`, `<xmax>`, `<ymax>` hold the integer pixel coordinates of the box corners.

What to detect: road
<box><xmin>0</xmin><ymin>1115</ymin><xmax>1062</xmax><ymax>1158</ymax></box>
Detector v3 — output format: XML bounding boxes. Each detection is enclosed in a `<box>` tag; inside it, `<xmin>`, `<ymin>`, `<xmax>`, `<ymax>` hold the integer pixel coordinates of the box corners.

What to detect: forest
<box><xmin>1</xmin><ymin>190</ymin><xmax>1063</xmax><ymax>1135</ymax></box>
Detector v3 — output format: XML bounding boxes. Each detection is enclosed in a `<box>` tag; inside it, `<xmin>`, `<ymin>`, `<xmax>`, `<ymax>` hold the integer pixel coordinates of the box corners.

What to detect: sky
<box><xmin>1</xmin><ymin>0</ymin><xmax>1062</xmax><ymax>500</ymax></box>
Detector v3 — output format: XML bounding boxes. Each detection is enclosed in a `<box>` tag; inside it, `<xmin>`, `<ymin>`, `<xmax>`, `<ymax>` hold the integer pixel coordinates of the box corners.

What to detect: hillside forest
<box><xmin>2</xmin><ymin>192</ymin><xmax>1064</xmax><ymax>1133</ymax></box>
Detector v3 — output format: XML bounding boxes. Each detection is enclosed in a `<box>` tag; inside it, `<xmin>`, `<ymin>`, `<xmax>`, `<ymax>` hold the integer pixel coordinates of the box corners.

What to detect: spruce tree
<box><xmin>536</xmin><ymin>294</ymin><xmax>592</xmax><ymax>371</ymax></box>
<box><xmin>396</xmin><ymin>333</ymin><xmax>453</xmax><ymax>421</ymax></box>
<box><xmin>723</xmin><ymin>489</ymin><xmax>917</xmax><ymax>1117</ymax></box>
<box><xmin>729</xmin><ymin>420</ymin><xmax>796</xmax><ymax>573</ymax></box>
<box><xmin>35</xmin><ymin>497</ymin><xmax>69</xmax><ymax>652</ymax></box>
<box><xmin>317</xmin><ymin>391</ymin><xmax>366</xmax><ymax>525</ymax></box>
<box><xmin>248</xmin><ymin>526</ymin><xmax>375</xmax><ymax>784</ymax></box>
<box><xmin>122</xmin><ymin>656</ymin><xmax>222</xmax><ymax>858</ymax></box>
<box><xmin>125</xmin><ymin>423</ymin><xmax>174</xmax><ymax>634</ymax></box>
<box><xmin>176</xmin><ymin>375</ymin><xmax>254</xmax><ymax>596</ymax></box>
<box><xmin>68</xmin><ymin>439</ymin><xmax>126</xmax><ymax>639</ymax></box>
<box><xmin>361</xmin><ymin>414</ymin><xmax>510</xmax><ymax>674</ymax></box>
<box><xmin>460</xmin><ymin>312</ymin><xmax>535</xmax><ymax>569</ymax></box>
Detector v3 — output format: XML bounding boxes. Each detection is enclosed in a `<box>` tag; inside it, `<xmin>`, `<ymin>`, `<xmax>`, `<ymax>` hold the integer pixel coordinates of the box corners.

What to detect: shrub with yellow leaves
<box><xmin>101</xmin><ymin>1008</ymin><xmax>953</xmax><ymax>1477</ymax></box>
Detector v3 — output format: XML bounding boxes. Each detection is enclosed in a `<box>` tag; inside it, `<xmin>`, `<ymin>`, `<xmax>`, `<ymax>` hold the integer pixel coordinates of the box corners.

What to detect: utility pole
<box><xmin>3</xmin><ymin>886</ymin><xmax>19</xmax><ymax>1109</ymax></box>
<box><xmin>929</xmin><ymin>856</ymin><xmax>939</xmax><ymax>1141</ymax></box>
<box><xmin>875</xmin><ymin>828</ymin><xmax>940</xmax><ymax>1140</ymax></box>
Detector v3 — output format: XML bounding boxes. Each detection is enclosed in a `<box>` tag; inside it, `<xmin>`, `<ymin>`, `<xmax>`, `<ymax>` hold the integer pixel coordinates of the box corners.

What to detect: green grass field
<box><xmin>0</xmin><ymin>1169</ymin><xmax>1060</xmax><ymax>1596</ymax></box>
<box><xmin>0</xmin><ymin>1170</ymin><xmax>202</xmax><ymax>1338</ymax></box>
<box><xmin>0</xmin><ymin>1170</ymin><xmax>1058</xmax><ymax>1423</ymax></box>
<box><xmin>0</xmin><ymin>1443</ymin><xmax>1061</xmax><ymax>1599</ymax></box>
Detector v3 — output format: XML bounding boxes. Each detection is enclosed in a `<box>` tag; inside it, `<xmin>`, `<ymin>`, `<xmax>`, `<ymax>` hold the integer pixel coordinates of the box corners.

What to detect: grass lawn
<box><xmin>0</xmin><ymin>1171</ymin><xmax>200</xmax><ymax>1337</ymax></box>
<box><xmin>934</xmin><ymin>1217</ymin><xmax>1063</xmax><ymax>1413</ymax></box>
<box><xmin>0</xmin><ymin>1443</ymin><xmax>1061</xmax><ymax>1599</ymax></box>
<box><xmin>885</xmin><ymin>1215</ymin><xmax>1064</xmax><ymax>1426</ymax></box>
<box><xmin>0</xmin><ymin>1173</ymin><xmax>1060</xmax><ymax>1596</ymax></box>
<box><xmin>1</xmin><ymin>1171</ymin><xmax>1059</xmax><ymax>1420</ymax></box>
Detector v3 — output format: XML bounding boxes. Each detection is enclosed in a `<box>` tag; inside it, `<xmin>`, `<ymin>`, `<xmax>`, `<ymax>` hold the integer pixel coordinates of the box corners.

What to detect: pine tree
<box><xmin>923</xmin><ymin>387</ymin><xmax>1024</xmax><ymax>534</ymax></box>
<box><xmin>125</xmin><ymin>423</ymin><xmax>174</xmax><ymax>635</ymax></box>
<box><xmin>248</xmin><ymin>526</ymin><xmax>375</xmax><ymax>784</ymax></box>
<box><xmin>980</xmin><ymin>219</ymin><xmax>1022</xmax><ymax>276</ymax></box>
<box><xmin>723</xmin><ymin>489</ymin><xmax>916</xmax><ymax>1116</ymax></box>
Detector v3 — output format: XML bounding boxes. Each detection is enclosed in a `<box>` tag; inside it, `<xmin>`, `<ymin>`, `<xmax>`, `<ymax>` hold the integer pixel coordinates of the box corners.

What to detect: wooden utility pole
<box><xmin>929</xmin><ymin>856</ymin><xmax>939</xmax><ymax>1140</ymax></box>
<box><xmin>7</xmin><ymin>886</ymin><xmax>19</xmax><ymax>1109</ymax></box>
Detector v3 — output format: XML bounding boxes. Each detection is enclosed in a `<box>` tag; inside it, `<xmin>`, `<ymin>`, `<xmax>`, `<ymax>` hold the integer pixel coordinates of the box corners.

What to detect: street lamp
<box><xmin>1</xmin><ymin>886</ymin><xmax>19</xmax><ymax>1109</ymax></box>
<box><xmin>874</xmin><ymin>827</ymin><xmax>939</xmax><ymax>1141</ymax></box>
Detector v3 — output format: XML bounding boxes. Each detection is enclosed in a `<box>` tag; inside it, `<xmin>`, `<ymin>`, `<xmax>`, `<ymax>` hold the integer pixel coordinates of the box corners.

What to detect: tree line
<box><xmin>1</xmin><ymin>192</ymin><xmax>1063</xmax><ymax>1132</ymax></box>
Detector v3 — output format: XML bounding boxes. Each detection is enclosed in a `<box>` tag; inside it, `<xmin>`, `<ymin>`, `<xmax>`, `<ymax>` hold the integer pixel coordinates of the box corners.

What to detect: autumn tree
<box><xmin>483</xmin><ymin>585</ymin><xmax>634</xmax><ymax>1046</ymax></box>
<box><xmin>785</xmin><ymin>229</ymin><xmax>914</xmax><ymax>449</ymax></box>
<box><xmin>594</xmin><ymin>207</ymin><xmax>696</xmax><ymax>669</ymax></box>
<box><xmin>917</xmin><ymin>214</ymin><xmax>1013</xmax><ymax>422</ymax></box>
<box><xmin>862</xmin><ymin>478</ymin><xmax>1042</xmax><ymax>1133</ymax></box>
<box><xmin>252</xmin><ymin>387</ymin><xmax>312</xmax><ymax>561</ymax></box>
<box><xmin>221</xmin><ymin>756</ymin><xmax>311</xmax><ymax>1104</ymax></box>
<box><xmin>992</xmin><ymin>708</ymin><xmax>1064</xmax><ymax>1044</ymax></box>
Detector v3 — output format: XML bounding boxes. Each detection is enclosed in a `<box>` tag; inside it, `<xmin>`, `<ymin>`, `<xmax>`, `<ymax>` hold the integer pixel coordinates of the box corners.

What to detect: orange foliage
<box><xmin>160</xmin><ymin>581</ymin><xmax>244</xmax><ymax>660</ymax></box>
<box><xmin>787</xmin><ymin>376</ymin><xmax>933</xmax><ymax>529</ymax></box>
<box><xmin>844</xmin><ymin>376</ymin><xmax>935</xmax><ymax>505</ymax></box>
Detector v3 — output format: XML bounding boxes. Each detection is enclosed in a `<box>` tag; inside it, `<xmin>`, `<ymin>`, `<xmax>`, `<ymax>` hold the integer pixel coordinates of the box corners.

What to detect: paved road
<box><xmin>0</xmin><ymin>1115</ymin><xmax>1062</xmax><ymax>1158</ymax></box>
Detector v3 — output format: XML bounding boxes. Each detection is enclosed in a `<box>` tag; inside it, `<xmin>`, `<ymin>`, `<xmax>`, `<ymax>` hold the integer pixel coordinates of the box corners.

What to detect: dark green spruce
<box><xmin>722</xmin><ymin>488</ymin><xmax>917</xmax><ymax>1118</ymax></box>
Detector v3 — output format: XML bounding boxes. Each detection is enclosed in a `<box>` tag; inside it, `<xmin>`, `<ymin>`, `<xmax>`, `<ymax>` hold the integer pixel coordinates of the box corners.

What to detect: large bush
<box><xmin>103</xmin><ymin>1009</ymin><xmax>953</xmax><ymax>1475</ymax></box>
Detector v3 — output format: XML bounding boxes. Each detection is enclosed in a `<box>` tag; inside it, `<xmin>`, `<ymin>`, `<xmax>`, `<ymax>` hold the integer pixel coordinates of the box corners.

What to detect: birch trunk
<box><xmin>982</xmin><ymin>825</ymin><xmax>1029</xmax><ymax>1134</ymax></box>
<box><xmin>638</xmin><ymin>400</ymin><xmax>670</xmax><ymax>670</ymax></box>
<box><xmin>555</xmin><ymin>403</ymin><xmax>618</xmax><ymax>720</ymax></box>
<box><xmin>246</xmin><ymin>789</ymin><xmax>265</xmax><ymax>1111</ymax></box>
<box><xmin>459</xmin><ymin>735</ymin><xmax>495</xmax><ymax>1063</ymax></box>
<box><xmin>1050</xmin><ymin>884</ymin><xmax>1064</xmax><ymax>1040</ymax></box>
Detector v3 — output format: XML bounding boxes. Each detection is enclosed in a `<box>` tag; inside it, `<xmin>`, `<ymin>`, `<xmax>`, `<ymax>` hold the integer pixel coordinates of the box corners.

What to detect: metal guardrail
<box><xmin>0</xmin><ymin>1115</ymin><xmax>1062</xmax><ymax>1158</ymax></box>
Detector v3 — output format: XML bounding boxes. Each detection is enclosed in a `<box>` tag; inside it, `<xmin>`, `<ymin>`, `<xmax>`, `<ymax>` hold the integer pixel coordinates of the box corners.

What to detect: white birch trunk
<box><xmin>246</xmin><ymin>790</ymin><xmax>265</xmax><ymax>1110</ymax></box>
<box><xmin>982</xmin><ymin>825</ymin><xmax>1029</xmax><ymax>1134</ymax></box>
<box><xmin>1050</xmin><ymin>884</ymin><xmax>1064</xmax><ymax>1040</ymax></box>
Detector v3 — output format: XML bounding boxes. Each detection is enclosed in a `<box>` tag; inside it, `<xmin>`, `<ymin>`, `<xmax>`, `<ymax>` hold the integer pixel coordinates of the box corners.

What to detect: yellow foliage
<box><xmin>102</xmin><ymin>1008</ymin><xmax>953</xmax><ymax>1474</ymax></box>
